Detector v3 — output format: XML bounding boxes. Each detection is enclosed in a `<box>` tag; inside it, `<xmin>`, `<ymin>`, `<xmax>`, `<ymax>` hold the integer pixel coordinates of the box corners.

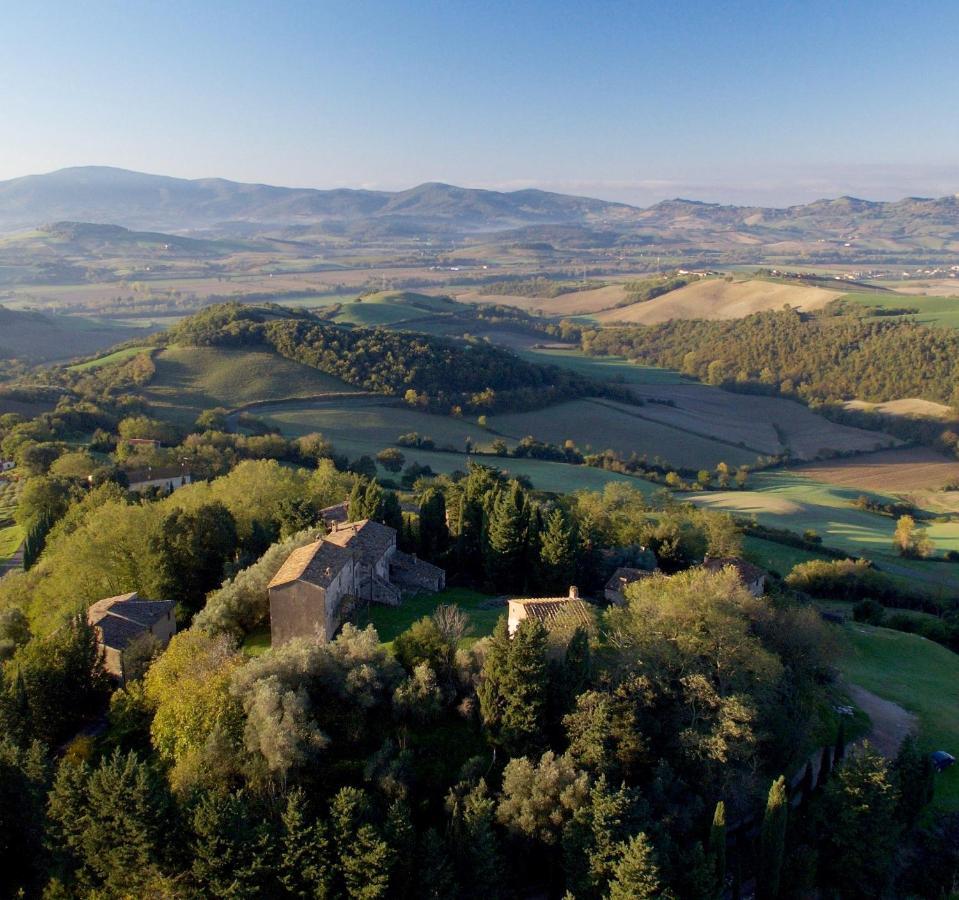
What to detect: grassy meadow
<box><xmin>843</xmin><ymin>291</ymin><xmax>959</xmax><ymax>328</ymax></box>
<box><xmin>144</xmin><ymin>346</ymin><xmax>361</xmax><ymax>424</ymax></box>
<box><xmin>838</xmin><ymin>622</ymin><xmax>959</xmax><ymax>810</ymax></box>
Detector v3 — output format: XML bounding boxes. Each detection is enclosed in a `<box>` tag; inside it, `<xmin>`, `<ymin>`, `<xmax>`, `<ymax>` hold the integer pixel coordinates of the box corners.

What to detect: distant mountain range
<box><xmin>1</xmin><ymin>167</ymin><xmax>959</xmax><ymax>260</ymax></box>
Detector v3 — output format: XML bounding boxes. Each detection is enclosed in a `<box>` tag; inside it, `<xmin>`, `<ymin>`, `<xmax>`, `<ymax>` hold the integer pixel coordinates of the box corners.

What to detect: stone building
<box><xmin>87</xmin><ymin>591</ymin><xmax>176</xmax><ymax>682</ymax></box>
<box><xmin>603</xmin><ymin>566</ymin><xmax>657</xmax><ymax>605</ymax></box>
<box><xmin>506</xmin><ymin>586</ymin><xmax>594</xmax><ymax>636</ymax></box>
<box><xmin>702</xmin><ymin>556</ymin><xmax>767</xmax><ymax>596</ymax></box>
<box><xmin>268</xmin><ymin>519</ymin><xmax>445</xmax><ymax>646</ymax></box>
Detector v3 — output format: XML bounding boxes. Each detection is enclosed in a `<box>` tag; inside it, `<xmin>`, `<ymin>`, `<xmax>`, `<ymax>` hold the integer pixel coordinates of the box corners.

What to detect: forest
<box><xmin>582</xmin><ymin>308</ymin><xmax>959</xmax><ymax>407</ymax></box>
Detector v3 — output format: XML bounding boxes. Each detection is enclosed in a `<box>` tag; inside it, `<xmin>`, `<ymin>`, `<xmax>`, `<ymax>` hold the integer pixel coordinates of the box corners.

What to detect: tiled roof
<box><xmin>391</xmin><ymin>550</ymin><xmax>444</xmax><ymax>577</ymax></box>
<box><xmin>509</xmin><ymin>597</ymin><xmax>594</xmax><ymax>630</ymax></box>
<box><xmin>320</xmin><ymin>500</ymin><xmax>349</xmax><ymax>524</ymax></box>
<box><xmin>702</xmin><ymin>556</ymin><xmax>766</xmax><ymax>583</ymax></box>
<box><xmin>268</xmin><ymin>539</ymin><xmax>353</xmax><ymax>589</ymax></box>
<box><xmin>325</xmin><ymin>519</ymin><xmax>396</xmax><ymax>567</ymax></box>
<box><xmin>87</xmin><ymin>592</ymin><xmax>175</xmax><ymax>650</ymax></box>
<box><xmin>604</xmin><ymin>567</ymin><xmax>655</xmax><ymax>592</ymax></box>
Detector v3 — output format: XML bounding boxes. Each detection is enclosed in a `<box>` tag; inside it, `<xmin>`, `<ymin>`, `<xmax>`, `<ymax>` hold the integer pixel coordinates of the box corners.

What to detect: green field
<box><xmin>692</xmin><ymin>472</ymin><xmax>959</xmax><ymax>591</ymax></box>
<box><xmin>843</xmin><ymin>292</ymin><xmax>959</xmax><ymax>328</ymax></box>
<box><xmin>144</xmin><ymin>346</ymin><xmax>361</xmax><ymax>424</ymax></box>
<box><xmin>260</xmin><ymin>400</ymin><xmax>658</xmax><ymax>494</ymax></box>
<box><xmin>359</xmin><ymin>587</ymin><xmax>503</xmax><ymax>647</ymax></box>
<box><xmin>838</xmin><ymin>623</ymin><xmax>959</xmax><ymax>810</ymax></box>
<box><xmin>490</xmin><ymin>398</ymin><xmax>759</xmax><ymax>469</ymax></box>
<box><xmin>67</xmin><ymin>345</ymin><xmax>153</xmax><ymax>371</ymax></box>
<box><xmin>516</xmin><ymin>348</ymin><xmax>684</xmax><ymax>385</ymax></box>
<box><xmin>742</xmin><ymin>535</ymin><xmax>833</xmax><ymax>577</ymax></box>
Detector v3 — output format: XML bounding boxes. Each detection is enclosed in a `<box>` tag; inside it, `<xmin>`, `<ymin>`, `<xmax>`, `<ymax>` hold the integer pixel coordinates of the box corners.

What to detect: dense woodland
<box><xmin>166</xmin><ymin>304</ymin><xmax>601</xmax><ymax>413</ymax></box>
<box><xmin>583</xmin><ymin>308</ymin><xmax>959</xmax><ymax>407</ymax></box>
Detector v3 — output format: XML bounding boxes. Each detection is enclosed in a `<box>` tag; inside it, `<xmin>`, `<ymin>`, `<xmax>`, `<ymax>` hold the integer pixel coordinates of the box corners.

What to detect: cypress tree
<box><xmin>819</xmin><ymin>745</ymin><xmax>832</xmax><ymax>784</ymax></box>
<box><xmin>279</xmin><ymin>788</ymin><xmax>332</xmax><ymax>898</ymax></box>
<box><xmin>539</xmin><ymin>507</ymin><xmax>575</xmax><ymax>593</ymax></box>
<box><xmin>486</xmin><ymin>482</ymin><xmax>528</xmax><ymax>591</ymax></box>
<box><xmin>758</xmin><ymin>776</ymin><xmax>788</xmax><ymax>900</ymax></box>
<box><xmin>477</xmin><ymin>617</ymin><xmax>511</xmax><ymax>740</ymax></box>
<box><xmin>498</xmin><ymin>619</ymin><xmax>549</xmax><ymax>757</ymax></box>
<box><xmin>348</xmin><ymin>480</ymin><xmax>366</xmax><ymax>520</ymax></box>
<box><xmin>708</xmin><ymin>800</ymin><xmax>727</xmax><ymax>899</ymax></box>
<box><xmin>364</xmin><ymin>480</ymin><xmax>385</xmax><ymax>523</ymax></box>
<box><xmin>419</xmin><ymin>488</ymin><xmax>449</xmax><ymax>562</ymax></box>
<box><xmin>382</xmin><ymin>491</ymin><xmax>403</xmax><ymax>533</ymax></box>
<box><xmin>419</xmin><ymin>827</ymin><xmax>456</xmax><ymax>900</ymax></box>
<box><xmin>608</xmin><ymin>833</ymin><xmax>661</xmax><ymax>900</ymax></box>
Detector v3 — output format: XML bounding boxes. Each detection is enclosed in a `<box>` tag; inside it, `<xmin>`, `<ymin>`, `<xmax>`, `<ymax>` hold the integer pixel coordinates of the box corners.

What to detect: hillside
<box><xmin>592</xmin><ymin>278</ymin><xmax>842</xmax><ymax>323</ymax></box>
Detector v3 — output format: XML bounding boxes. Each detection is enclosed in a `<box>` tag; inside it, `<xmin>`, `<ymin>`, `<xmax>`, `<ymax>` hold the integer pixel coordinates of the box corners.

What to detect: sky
<box><xmin>2</xmin><ymin>0</ymin><xmax>959</xmax><ymax>207</ymax></box>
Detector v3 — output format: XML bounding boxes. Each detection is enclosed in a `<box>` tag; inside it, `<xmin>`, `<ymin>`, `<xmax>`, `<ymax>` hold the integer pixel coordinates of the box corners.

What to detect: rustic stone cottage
<box><xmin>507</xmin><ymin>586</ymin><xmax>594</xmax><ymax>636</ymax></box>
<box><xmin>87</xmin><ymin>591</ymin><xmax>176</xmax><ymax>681</ymax></box>
<box><xmin>702</xmin><ymin>556</ymin><xmax>767</xmax><ymax>596</ymax></box>
<box><xmin>268</xmin><ymin>519</ymin><xmax>445</xmax><ymax>646</ymax></box>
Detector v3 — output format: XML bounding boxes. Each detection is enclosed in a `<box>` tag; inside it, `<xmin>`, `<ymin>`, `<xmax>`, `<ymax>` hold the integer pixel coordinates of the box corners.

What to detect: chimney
<box><xmin>412</xmin><ymin>552</ymin><xmax>417</xmax><ymax>562</ymax></box>
<box><xmin>568</xmin><ymin>586</ymin><xmax>579</xmax><ymax>600</ymax></box>
<box><xmin>332</xmin><ymin>521</ymin><xmax>339</xmax><ymax>533</ymax></box>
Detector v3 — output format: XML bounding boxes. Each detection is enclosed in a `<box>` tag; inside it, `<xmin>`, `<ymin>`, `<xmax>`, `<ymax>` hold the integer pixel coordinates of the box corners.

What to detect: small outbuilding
<box><xmin>87</xmin><ymin>591</ymin><xmax>176</xmax><ymax>682</ymax></box>
<box><xmin>507</xmin><ymin>586</ymin><xmax>594</xmax><ymax>636</ymax></box>
<box><xmin>702</xmin><ymin>555</ymin><xmax>767</xmax><ymax>596</ymax></box>
<box><xmin>604</xmin><ymin>567</ymin><xmax>657</xmax><ymax>605</ymax></box>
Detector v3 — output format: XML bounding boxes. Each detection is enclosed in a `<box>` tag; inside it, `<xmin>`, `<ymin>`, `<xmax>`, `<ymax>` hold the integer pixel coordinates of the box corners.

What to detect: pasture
<box><xmin>259</xmin><ymin>400</ymin><xmax>656</xmax><ymax>494</ymax></box>
<box><xmin>67</xmin><ymin>345</ymin><xmax>153</xmax><ymax>371</ymax></box>
<box><xmin>591</xmin><ymin>277</ymin><xmax>842</xmax><ymax>324</ymax></box>
<box><xmin>689</xmin><ymin>471</ymin><xmax>959</xmax><ymax>587</ymax></box>
<box><xmin>490</xmin><ymin>398</ymin><xmax>760</xmax><ymax>469</ymax></box>
<box><xmin>796</xmin><ymin>447</ymin><xmax>959</xmax><ymax>493</ymax></box>
<box><xmin>621</xmin><ymin>385</ymin><xmax>898</xmax><ymax>459</ymax></box>
<box><xmin>144</xmin><ymin>346</ymin><xmax>361</xmax><ymax>424</ymax></box>
<box><xmin>455</xmin><ymin>283</ymin><xmax>629</xmax><ymax>316</ymax></box>
<box><xmin>838</xmin><ymin>623</ymin><xmax>959</xmax><ymax>810</ymax></box>
<box><xmin>516</xmin><ymin>348</ymin><xmax>684</xmax><ymax>384</ymax></box>
<box><xmin>843</xmin><ymin>291</ymin><xmax>959</xmax><ymax>328</ymax></box>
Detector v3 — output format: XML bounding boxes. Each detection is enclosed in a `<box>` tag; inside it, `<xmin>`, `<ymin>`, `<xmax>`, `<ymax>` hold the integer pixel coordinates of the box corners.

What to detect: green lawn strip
<box><xmin>67</xmin><ymin>345</ymin><xmax>153</xmax><ymax>371</ymax></box>
<box><xmin>0</xmin><ymin>523</ymin><xmax>24</xmax><ymax>560</ymax></box>
<box><xmin>241</xmin><ymin>627</ymin><xmax>271</xmax><ymax>657</ymax></box>
<box><xmin>741</xmin><ymin>535</ymin><xmax>834</xmax><ymax>577</ymax></box>
<box><xmin>842</xmin><ymin>292</ymin><xmax>959</xmax><ymax>328</ymax></box>
<box><xmin>359</xmin><ymin>587</ymin><xmax>503</xmax><ymax>647</ymax></box>
<box><xmin>515</xmin><ymin>348</ymin><xmax>684</xmax><ymax>385</ymax></box>
<box><xmin>838</xmin><ymin>623</ymin><xmax>959</xmax><ymax>810</ymax></box>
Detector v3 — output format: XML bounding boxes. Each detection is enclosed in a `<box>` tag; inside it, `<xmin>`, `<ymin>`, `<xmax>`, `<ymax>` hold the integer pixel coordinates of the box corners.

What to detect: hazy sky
<box><xmin>3</xmin><ymin>0</ymin><xmax>958</xmax><ymax>206</ymax></box>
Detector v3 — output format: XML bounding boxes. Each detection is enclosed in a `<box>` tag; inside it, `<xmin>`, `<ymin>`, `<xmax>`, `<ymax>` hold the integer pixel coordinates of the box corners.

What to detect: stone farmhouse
<box><xmin>87</xmin><ymin>591</ymin><xmax>176</xmax><ymax>681</ymax></box>
<box><xmin>268</xmin><ymin>519</ymin><xmax>445</xmax><ymax>645</ymax></box>
<box><xmin>507</xmin><ymin>586</ymin><xmax>594</xmax><ymax>636</ymax></box>
<box><xmin>702</xmin><ymin>555</ymin><xmax>767</xmax><ymax>596</ymax></box>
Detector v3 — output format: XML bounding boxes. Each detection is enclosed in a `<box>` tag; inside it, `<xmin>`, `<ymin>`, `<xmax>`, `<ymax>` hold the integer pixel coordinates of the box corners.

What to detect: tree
<box><xmin>348</xmin><ymin>479</ymin><xmax>367</xmax><ymax>520</ymax></box>
<box><xmin>279</xmin><ymin>788</ymin><xmax>332</xmax><ymax>898</ymax></box>
<box><xmin>150</xmin><ymin>501</ymin><xmax>238</xmax><ymax>614</ymax></box>
<box><xmin>48</xmin><ymin>750</ymin><xmax>172</xmax><ymax>895</ymax></box>
<box><xmin>0</xmin><ymin>739</ymin><xmax>48</xmax><ymax>897</ymax></box>
<box><xmin>758</xmin><ymin>776</ymin><xmax>787</xmax><ymax>900</ymax></box>
<box><xmin>894</xmin><ymin>514</ymin><xmax>934</xmax><ymax>558</ymax></box>
<box><xmin>376</xmin><ymin>447</ymin><xmax>405</xmax><ymax>473</ymax></box>
<box><xmin>708</xmin><ymin>800</ymin><xmax>727</xmax><ymax>899</ymax></box>
<box><xmin>893</xmin><ymin>734</ymin><xmax>935</xmax><ymax>825</ymax></box>
<box><xmin>498</xmin><ymin>619</ymin><xmax>550</xmax><ymax>757</ymax></box>
<box><xmin>820</xmin><ymin>746</ymin><xmax>900</xmax><ymax>898</ymax></box>
<box><xmin>486</xmin><ymin>482</ymin><xmax>528</xmax><ymax>590</ymax></box>
<box><xmin>447</xmin><ymin>779</ymin><xmax>502</xmax><ymax>899</ymax></box>
<box><xmin>418</xmin><ymin>487</ymin><xmax>449</xmax><ymax>562</ymax></box>
<box><xmin>539</xmin><ymin>507</ymin><xmax>575</xmax><ymax>593</ymax></box>
<box><xmin>382</xmin><ymin>490</ymin><xmax>403</xmax><ymax>532</ymax></box>
<box><xmin>608</xmin><ymin>833</ymin><xmax>661</xmax><ymax>900</ymax></box>
<box><xmin>331</xmin><ymin>787</ymin><xmax>393</xmax><ymax>899</ymax></box>
<box><xmin>496</xmin><ymin>751</ymin><xmax>589</xmax><ymax>846</ymax></box>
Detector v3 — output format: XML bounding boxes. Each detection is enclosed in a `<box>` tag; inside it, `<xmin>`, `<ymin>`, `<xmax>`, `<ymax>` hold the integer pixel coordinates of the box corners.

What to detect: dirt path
<box><xmin>845</xmin><ymin>682</ymin><xmax>917</xmax><ymax>758</ymax></box>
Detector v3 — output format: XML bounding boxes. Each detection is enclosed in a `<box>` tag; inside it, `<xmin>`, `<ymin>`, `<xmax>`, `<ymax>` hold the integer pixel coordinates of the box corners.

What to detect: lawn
<box><xmin>359</xmin><ymin>586</ymin><xmax>504</xmax><ymax>647</ymax></box>
<box><xmin>838</xmin><ymin>622</ymin><xmax>959</xmax><ymax>810</ymax></box>
<box><xmin>742</xmin><ymin>535</ymin><xmax>833</xmax><ymax>578</ymax></box>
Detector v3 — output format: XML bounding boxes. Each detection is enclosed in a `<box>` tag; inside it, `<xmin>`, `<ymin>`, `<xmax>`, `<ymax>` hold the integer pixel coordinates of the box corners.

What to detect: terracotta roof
<box><xmin>604</xmin><ymin>567</ymin><xmax>655</xmax><ymax>592</ymax></box>
<box><xmin>702</xmin><ymin>556</ymin><xmax>766</xmax><ymax>583</ymax></box>
<box><xmin>268</xmin><ymin>539</ymin><xmax>353</xmax><ymax>589</ymax></box>
<box><xmin>325</xmin><ymin>519</ymin><xmax>396</xmax><ymax>567</ymax></box>
<box><xmin>509</xmin><ymin>597</ymin><xmax>594</xmax><ymax>631</ymax></box>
